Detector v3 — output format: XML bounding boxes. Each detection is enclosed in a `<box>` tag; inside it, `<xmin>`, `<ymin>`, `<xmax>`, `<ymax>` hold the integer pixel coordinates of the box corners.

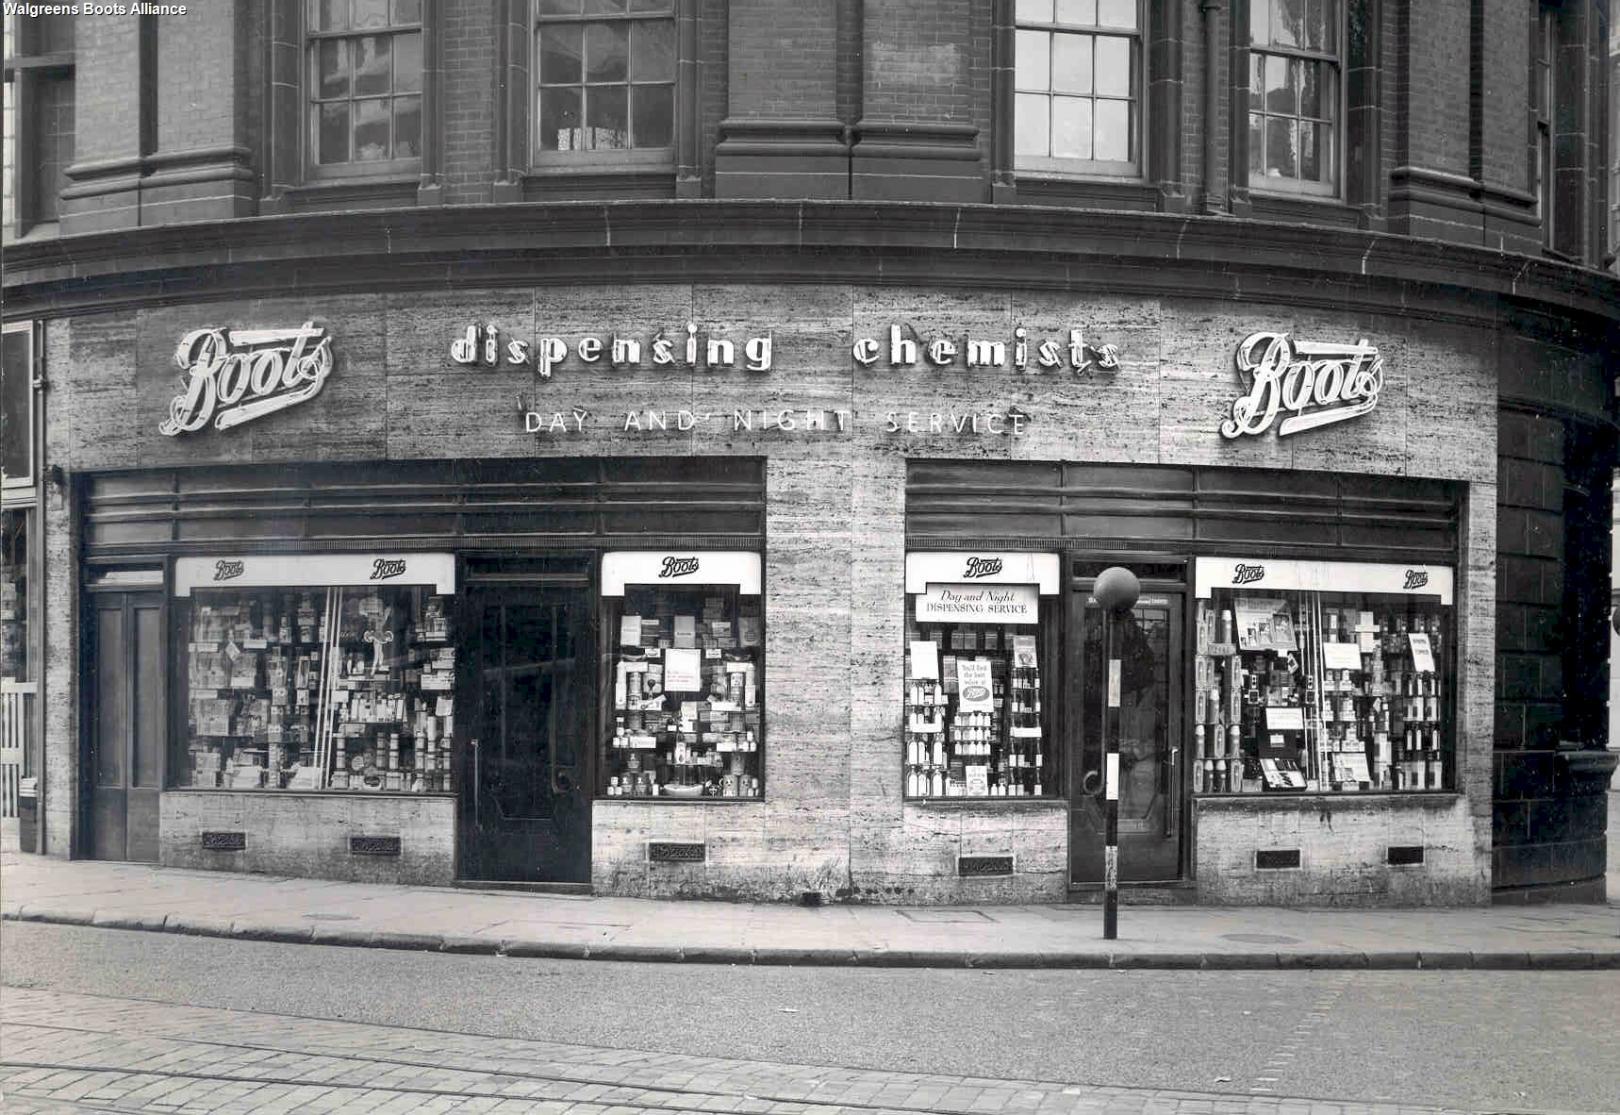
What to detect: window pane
<box><xmin>584</xmin><ymin>0</ymin><xmax>628</xmax><ymax>12</ymax></box>
<box><xmin>631</xmin><ymin>19</ymin><xmax>676</xmax><ymax>83</ymax></box>
<box><xmin>394</xmin><ymin>94</ymin><xmax>421</xmax><ymax>157</ymax></box>
<box><xmin>1096</xmin><ymin>0</ymin><xmax>1135</xmax><ymax>29</ymax></box>
<box><xmin>319</xmin><ymin>102</ymin><xmax>350</xmax><ymax>162</ymax></box>
<box><xmin>1305</xmin><ymin>0</ymin><xmax>1336</xmax><ymax>52</ymax></box>
<box><xmin>1015</xmin><ymin>91</ymin><xmax>1051</xmax><ymax>157</ymax></box>
<box><xmin>1055</xmin><ymin>0</ymin><xmax>1096</xmax><ymax>23</ymax></box>
<box><xmin>1094</xmin><ymin>98</ymin><xmax>1130</xmax><ymax>161</ymax></box>
<box><xmin>539</xmin><ymin>86</ymin><xmax>583</xmax><ymax>150</ymax></box>
<box><xmin>1272</xmin><ymin>0</ymin><xmax>1303</xmax><ymax>47</ymax></box>
<box><xmin>1051</xmin><ymin>95</ymin><xmax>1092</xmax><ymax>158</ymax></box>
<box><xmin>585</xmin><ymin>22</ymin><xmax>629</xmax><ymax>83</ymax></box>
<box><xmin>353</xmin><ymin>98</ymin><xmax>390</xmax><ymax>160</ymax></box>
<box><xmin>1094</xmin><ymin>34</ymin><xmax>1130</xmax><ymax>97</ymax></box>
<box><xmin>1299</xmin><ymin>59</ymin><xmax>1323</xmax><ymax>118</ymax></box>
<box><xmin>315</xmin><ymin>0</ymin><xmax>349</xmax><ymax>33</ymax></box>
<box><xmin>632</xmin><ymin>0</ymin><xmax>674</xmax><ymax>10</ymax></box>
<box><xmin>352</xmin><ymin>0</ymin><xmax>388</xmax><ymax>29</ymax></box>
<box><xmin>631</xmin><ymin>83</ymin><xmax>673</xmax><ymax>147</ymax></box>
<box><xmin>1017</xmin><ymin>0</ymin><xmax>1054</xmax><ymax>21</ymax></box>
<box><xmin>354</xmin><ymin>35</ymin><xmax>391</xmax><ymax>97</ymax></box>
<box><xmin>393</xmin><ymin>30</ymin><xmax>422</xmax><ymax>93</ymax></box>
<box><xmin>392</xmin><ymin>0</ymin><xmax>422</xmax><ymax>24</ymax></box>
<box><xmin>1263</xmin><ymin>53</ymin><xmax>1295</xmax><ymax>114</ymax></box>
<box><xmin>585</xmin><ymin>84</ymin><xmax>628</xmax><ymax>148</ymax></box>
<box><xmin>317</xmin><ymin>39</ymin><xmax>349</xmax><ymax>99</ymax></box>
<box><xmin>540</xmin><ymin>0</ymin><xmax>582</xmax><ymax>12</ymax></box>
<box><xmin>1265</xmin><ymin>116</ymin><xmax>1297</xmax><ymax>178</ymax></box>
<box><xmin>1249</xmin><ymin>112</ymin><xmax>1265</xmax><ymax>176</ymax></box>
<box><xmin>1016</xmin><ymin>29</ymin><xmax>1050</xmax><ymax>91</ymax></box>
<box><xmin>1249</xmin><ymin>0</ymin><xmax>1268</xmax><ymax>45</ymax></box>
<box><xmin>1299</xmin><ymin>120</ymin><xmax>1321</xmax><ymax>181</ymax></box>
<box><xmin>540</xmin><ymin>24</ymin><xmax>584</xmax><ymax>85</ymax></box>
<box><xmin>1052</xmin><ymin>32</ymin><xmax>1092</xmax><ymax>94</ymax></box>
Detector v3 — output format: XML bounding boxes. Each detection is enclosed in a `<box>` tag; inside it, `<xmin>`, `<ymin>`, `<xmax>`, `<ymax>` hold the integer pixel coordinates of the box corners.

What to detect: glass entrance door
<box><xmin>458</xmin><ymin>586</ymin><xmax>592</xmax><ymax>883</ymax></box>
<box><xmin>1069</xmin><ymin>592</ymin><xmax>1185</xmax><ymax>884</ymax></box>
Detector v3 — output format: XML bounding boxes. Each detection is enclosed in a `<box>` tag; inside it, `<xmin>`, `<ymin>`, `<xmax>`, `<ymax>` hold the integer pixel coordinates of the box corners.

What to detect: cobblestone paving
<box><xmin>0</xmin><ymin>989</ymin><xmax>1483</xmax><ymax>1115</ymax></box>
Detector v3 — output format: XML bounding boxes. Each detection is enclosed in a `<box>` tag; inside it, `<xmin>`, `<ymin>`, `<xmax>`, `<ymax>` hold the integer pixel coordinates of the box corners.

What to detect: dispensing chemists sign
<box><xmin>908</xmin><ymin>551</ymin><xmax>1057</xmax><ymax>625</ymax></box>
<box><xmin>1220</xmin><ymin>332</ymin><xmax>1384</xmax><ymax>440</ymax></box>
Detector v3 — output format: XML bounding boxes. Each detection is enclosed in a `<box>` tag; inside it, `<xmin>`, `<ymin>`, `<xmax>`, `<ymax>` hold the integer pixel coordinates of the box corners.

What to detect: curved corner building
<box><xmin>2</xmin><ymin>1</ymin><xmax>1616</xmax><ymax>906</ymax></box>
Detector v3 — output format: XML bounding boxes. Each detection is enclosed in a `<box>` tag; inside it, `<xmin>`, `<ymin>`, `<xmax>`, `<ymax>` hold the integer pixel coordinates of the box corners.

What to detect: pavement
<box><xmin>0</xmin><ymin>986</ymin><xmax>1502</xmax><ymax>1115</ymax></box>
<box><xmin>3</xmin><ymin>853</ymin><xmax>1617</xmax><ymax>970</ymax></box>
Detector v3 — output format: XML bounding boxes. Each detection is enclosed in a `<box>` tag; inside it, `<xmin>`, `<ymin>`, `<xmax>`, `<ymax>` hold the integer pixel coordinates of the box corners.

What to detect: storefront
<box><xmin>19</xmin><ymin>276</ymin><xmax>1604</xmax><ymax>907</ymax></box>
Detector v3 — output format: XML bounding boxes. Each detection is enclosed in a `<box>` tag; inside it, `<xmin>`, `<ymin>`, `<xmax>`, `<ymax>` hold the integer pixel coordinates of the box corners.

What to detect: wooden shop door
<box><xmin>86</xmin><ymin>590</ymin><xmax>165</xmax><ymax>863</ymax></box>
<box><xmin>458</xmin><ymin>584</ymin><xmax>593</xmax><ymax>883</ymax></box>
<box><xmin>1069</xmin><ymin>592</ymin><xmax>1186</xmax><ymax>885</ymax></box>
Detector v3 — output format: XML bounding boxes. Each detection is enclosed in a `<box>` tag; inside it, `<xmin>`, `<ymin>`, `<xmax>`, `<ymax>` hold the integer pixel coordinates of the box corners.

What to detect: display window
<box><xmin>1</xmin><ymin>510</ymin><xmax>27</xmax><ymax>683</ymax></box>
<box><xmin>903</xmin><ymin>552</ymin><xmax>1060</xmax><ymax>800</ymax></box>
<box><xmin>601</xmin><ymin>552</ymin><xmax>763</xmax><ymax>800</ymax></box>
<box><xmin>1193</xmin><ymin>558</ymin><xmax>1455</xmax><ymax>795</ymax></box>
<box><xmin>171</xmin><ymin>554</ymin><xmax>456</xmax><ymax>794</ymax></box>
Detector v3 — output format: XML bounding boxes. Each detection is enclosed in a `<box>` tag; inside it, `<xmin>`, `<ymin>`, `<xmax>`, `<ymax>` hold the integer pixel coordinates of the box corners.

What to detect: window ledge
<box><xmin>595</xmin><ymin>796</ymin><xmax>764</xmax><ymax>805</ymax></box>
<box><xmin>1246</xmin><ymin>190</ymin><xmax>1361</xmax><ymax>229</ymax></box>
<box><xmin>1196</xmin><ymin>790</ymin><xmax>1462</xmax><ymax>809</ymax></box>
<box><xmin>906</xmin><ymin>797</ymin><xmax>1066</xmax><ymax>808</ymax></box>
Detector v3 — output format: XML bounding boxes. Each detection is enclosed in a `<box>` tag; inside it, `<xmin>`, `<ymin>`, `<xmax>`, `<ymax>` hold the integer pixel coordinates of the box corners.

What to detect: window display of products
<box><xmin>1</xmin><ymin>510</ymin><xmax>26</xmax><ymax>681</ymax></box>
<box><xmin>178</xmin><ymin>586</ymin><xmax>455</xmax><ymax>793</ymax></box>
<box><xmin>903</xmin><ymin>604</ymin><xmax>1054</xmax><ymax>800</ymax></box>
<box><xmin>603</xmin><ymin>583</ymin><xmax>763</xmax><ymax>799</ymax></box>
<box><xmin>1195</xmin><ymin>571</ymin><xmax>1453</xmax><ymax>795</ymax></box>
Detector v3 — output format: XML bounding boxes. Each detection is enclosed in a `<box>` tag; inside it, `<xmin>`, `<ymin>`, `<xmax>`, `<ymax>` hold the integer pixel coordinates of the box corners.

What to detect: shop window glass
<box><xmin>903</xmin><ymin>564</ymin><xmax>1058</xmax><ymax>800</ymax></box>
<box><xmin>306</xmin><ymin>0</ymin><xmax>423</xmax><ymax>172</ymax></box>
<box><xmin>176</xmin><ymin>585</ymin><xmax>454</xmax><ymax>793</ymax></box>
<box><xmin>603</xmin><ymin>579</ymin><xmax>763</xmax><ymax>799</ymax></box>
<box><xmin>536</xmin><ymin>0</ymin><xmax>675</xmax><ymax>162</ymax></box>
<box><xmin>1196</xmin><ymin>580</ymin><xmax>1453</xmax><ymax>794</ymax></box>
<box><xmin>3</xmin><ymin>13</ymin><xmax>75</xmax><ymax>236</ymax></box>
<box><xmin>1014</xmin><ymin>0</ymin><xmax>1141</xmax><ymax>177</ymax></box>
<box><xmin>1248</xmin><ymin>0</ymin><xmax>1339</xmax><ymax>195</ymax></box>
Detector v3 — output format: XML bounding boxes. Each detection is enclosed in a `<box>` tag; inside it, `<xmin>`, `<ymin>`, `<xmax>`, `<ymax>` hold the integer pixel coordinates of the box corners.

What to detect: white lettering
<box><xmin>1220</xmin><ymin>332</ymin><xmax>1384</xmax><ymax>440</ymax></box>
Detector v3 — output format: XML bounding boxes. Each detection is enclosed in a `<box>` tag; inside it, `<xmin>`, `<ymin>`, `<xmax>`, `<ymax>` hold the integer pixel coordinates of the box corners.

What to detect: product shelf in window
<box><xmin>601</xmin><ymin>552</ymin><xmax>764</xmax><ymax>800</ymax></box>
<box><xmin>176</xmin><ymin>575</ymin><xmax>455</xmax><ymax>795</ymax></box>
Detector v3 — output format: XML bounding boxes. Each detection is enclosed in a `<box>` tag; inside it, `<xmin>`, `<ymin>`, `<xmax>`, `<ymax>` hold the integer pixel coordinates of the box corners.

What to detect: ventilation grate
<box><xmin>958</xmin><ymin>854</ymin><xmax>1015</xmax><ymax>877</ymax></box>
<box><xmin>350</xmin><ymin>835</ymin><xmax>402</xmax><ymax>857</ymax></box>
<box><xmin>1386</xmin><ymin>845</ymin><xmax>1425</xmax><ymax>866</ymax></box>
<box><xmin>200</xmin><ymin>831</ymin><xmax>246</xmax><ymax>851</ymax></box>
<box><xmin>1255</xmin><ymin>848</ymin><xmax>1301</xmax><ymax>870</ymax></box>
<box><xmin>649</xmin><ymin>841</ymin><xmax>706</xmax><ymax>863</ymax></box>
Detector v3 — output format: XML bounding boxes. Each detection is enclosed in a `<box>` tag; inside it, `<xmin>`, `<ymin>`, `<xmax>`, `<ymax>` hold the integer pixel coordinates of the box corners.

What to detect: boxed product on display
<box><xmin>178</xmin><ymin>584</ymin><xmax>455</xmax><ymax>794</ymax></box>
<box><xmin>604</xmin><ymin>583</ymin><xmax>763</xmax><ymax>798</ymax></box>
<box><xmin>1194</xmin><ymin>584</ymin><xmax>1451</xmax><ymax>796</ymax></box>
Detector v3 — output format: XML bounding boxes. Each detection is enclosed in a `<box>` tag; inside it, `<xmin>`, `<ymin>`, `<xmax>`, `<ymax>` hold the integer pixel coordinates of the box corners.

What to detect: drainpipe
<box><xmin>1201</xmin><ymin>0</ymin><xmax>1223</xmax><ymax>214</ymax></box>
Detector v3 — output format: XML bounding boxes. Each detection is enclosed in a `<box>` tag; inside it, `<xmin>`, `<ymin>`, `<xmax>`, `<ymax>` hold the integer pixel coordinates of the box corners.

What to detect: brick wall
<box><xmin>440</xmin><ymin>1</ymin><xmax>496</xmax><ymax>205</ymax></box>
<box><xmin>727</xmin><ymin>0</ymin><xmax>837</xmax><ymax>119</ymax></box>
<box><xmin>860</xmin><ymin>0</ymin><xmax>974</xmax><ymax>124</ymax></box>
<box><xmin>1476</xmin><ymin>0</ymin><xmax>1530</xmax><ymax>193</ymax></box>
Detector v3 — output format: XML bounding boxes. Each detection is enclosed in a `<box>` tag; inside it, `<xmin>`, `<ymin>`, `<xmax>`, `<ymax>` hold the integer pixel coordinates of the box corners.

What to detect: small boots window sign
<box><xmin>1219</xmin><ymin>332</ymin><xmax>1383</xmax><ymax>440</ymax></box>
<box><xmin>160</xmin><ymin>323</ymin><xmax>334</xmax><ymax>436</ymax></box>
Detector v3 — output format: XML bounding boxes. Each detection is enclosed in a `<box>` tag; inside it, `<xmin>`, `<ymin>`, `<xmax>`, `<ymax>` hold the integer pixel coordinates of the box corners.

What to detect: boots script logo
<box><xmin>1403</xmin><ymin>569</ymin><xmax>1429</xmax><ymax>590</ymax></box>
<box><xmin>160</xmin><ymin>323</ymin><xmax>333</xmax><ymax>436</ymax></box>
<box><xmin>370</xmin><ymin>559</ymin><xmax>408</xmax><ymax>581</ymax></box>
<box><xmin>659</xmin><ymin>556</ymin><xmax>701</xmax><ymax>578</ymax></box>
<box><xmin>964</xmin><ymin>556</ymin><xmax>1003</xmax><ymax>578</ymax></box>
<box><xmin>1220</xmin><ymin>332</ymin><xmax>1383</xmax><ymax>440</ymax></box>
<box><xmin>213</xmin><ymin>560</ymin><xmax>245</xmax><ymax>582</ymax></box>
<box><xmin>1232</xmin><ymin>563</ymin><xmax>1266</xmax><ymax>585</ymax></box>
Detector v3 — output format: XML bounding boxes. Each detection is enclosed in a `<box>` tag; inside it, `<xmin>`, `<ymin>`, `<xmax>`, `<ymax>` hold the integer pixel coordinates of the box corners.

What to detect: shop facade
<box><xmin>15</xmin><ymin>265</ymin><xmax>1606</xmax><ymax>906</ymax></box>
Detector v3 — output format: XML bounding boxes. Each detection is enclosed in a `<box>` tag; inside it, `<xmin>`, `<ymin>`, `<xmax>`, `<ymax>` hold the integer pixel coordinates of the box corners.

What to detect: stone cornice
<box><xmin>3</xmin><ymin>200</ymin><xmax>1618</xmax><ymax>338</ymax></box>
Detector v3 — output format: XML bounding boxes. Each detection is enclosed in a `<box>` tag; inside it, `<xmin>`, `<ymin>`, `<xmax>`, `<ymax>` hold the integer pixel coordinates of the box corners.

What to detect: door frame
<box><xmin>1065</xmin><ymin>562</ymin><xmax>1193</xmax><ymax>888</ymax></box>
<box><xmin>80</xmin><ymin>577</ymin><xmax>168</xmax><ymax>863</ymax></box>
<box><xmin>455</xmin><ymin>557</ymin><xmax>597</xmax><ymax>884</ymax></box>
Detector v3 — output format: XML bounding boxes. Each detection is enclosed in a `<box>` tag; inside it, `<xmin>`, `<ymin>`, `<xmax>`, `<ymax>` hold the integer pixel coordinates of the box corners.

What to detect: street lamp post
<box><xmin>1093</xmin><ymin>566</ymin><xmax>1141</xmax><ymax>941</ymax></box>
